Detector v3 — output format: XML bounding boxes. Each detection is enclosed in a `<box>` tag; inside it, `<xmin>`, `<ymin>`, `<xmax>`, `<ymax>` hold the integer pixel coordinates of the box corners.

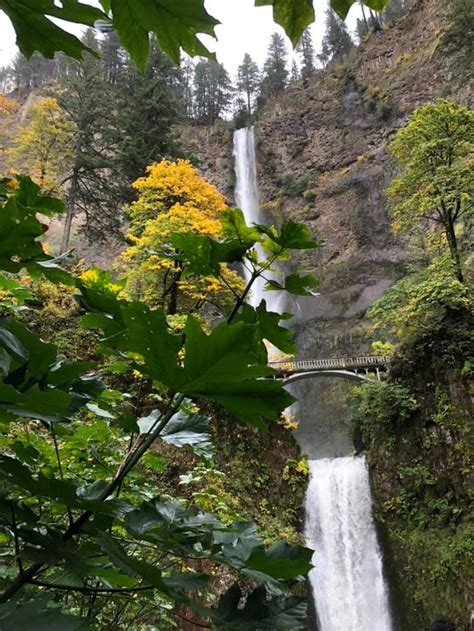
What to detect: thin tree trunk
<box><xmin>360</xmin><ymin>1</ymin><xmax>369</xmax><ymax>31</ymax></box>
<box><xmin>445</xmin><ymin>221</ymin><xmax>464</xmax><ymax>283</ymax></box>
<box><xmin>60</xmin><ymin>167</ymin><xmax>79</xmax><ymax>254</ymax></box>
<box><xmin>247</xmin><ymin>87</ymin><xmax>252</xmax><ymax>126</ymax></box>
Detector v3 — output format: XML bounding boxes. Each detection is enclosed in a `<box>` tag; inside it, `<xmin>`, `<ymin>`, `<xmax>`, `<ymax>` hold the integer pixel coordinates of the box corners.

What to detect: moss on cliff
<box><xmin>351</xmin><ymin>307</ymin><xmax>473</xmax><ymax>630</ymax></box>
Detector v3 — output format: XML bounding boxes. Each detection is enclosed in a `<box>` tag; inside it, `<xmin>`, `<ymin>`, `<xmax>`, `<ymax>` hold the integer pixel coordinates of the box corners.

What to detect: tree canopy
<box><xmin>387</xmin><ymin>99</ymin><xmax>473</xmax><ymax>283</ymax></box>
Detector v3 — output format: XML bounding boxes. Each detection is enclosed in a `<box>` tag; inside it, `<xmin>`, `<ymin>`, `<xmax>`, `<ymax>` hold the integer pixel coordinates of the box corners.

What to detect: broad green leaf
<box><xmin>111</xmin><ymin>0</ymin><xmax>219</xmax><ymax>68</ymax></box>
<box><xmin>177</xmin><ymin>317</ymin><xmax>294</xmax><ymax>426</ymax></box>
<box><xmin>330</xmin><ymin>0</ymin><xmax>389</xmax><ymax>19</ymax></box>
<box><xmin>0</xmin><ymin>176</ymin><xmax>72</xmax><ymax>284</ymax></box>
<box><xmin>161</xmin><ymin>410</ymin><xmax>214</xmax><ymax>458</ymax></box>
<box><xmin>246</xmin><ymin>541</ymin><xmax>313</xmax><ymax>580</ymax></box>
<box><xmin>256</xmin><ymin>220</ymin><xmax>319</xmax><ymax>250</ymax></box>
<box><xmin>235</xmin><ymin>301</ymin><xmax>295</xmax><ymax>354</ymax></box>
<box><xmin>217</xmin><ymin>584</ymin><xmax>307</xmax><ymax>630</ymax></box>
<box><xmin>170</xmin><ymin>232</ymin><xmax>250</xmax><ymax>277</ymax></box>
<box><xmin>0</xmin><ymin>596</ymin><xmax>85</xmax><ymax>631</ymax></box>
<box><xmin>255</xmin><ymin>0</ymin><xmax>314</xmax><ymax>46</ymax></box>
<box><xmin>0</xmin><ymin>0</ymin><xmax>103</xmax><ymax>61</ymax></box>
<box><xmin>163</xmin><ymin>572</ymin><xmax>210</xmax><ymax>590</ymax></box>
<box><xmin>265</xmin><ymin>273</ymin><xmax>320</xmax><ymax>296</ymax></box>
<box><xmin>221</xmin><ymin>208</ymin><xmax>261</xmax><ymax>244</ymax></box>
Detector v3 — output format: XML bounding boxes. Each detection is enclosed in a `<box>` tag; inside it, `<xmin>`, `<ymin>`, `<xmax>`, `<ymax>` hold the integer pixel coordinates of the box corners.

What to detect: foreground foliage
<box><xmin>0</xmin><ymin>174</ymin><xmax>322</xmax><ymax>628</ymax></box>
<box><xmin>0</xmin><ymin>0</ymin><xmax>390</xmax><ymax>71</ymax></box>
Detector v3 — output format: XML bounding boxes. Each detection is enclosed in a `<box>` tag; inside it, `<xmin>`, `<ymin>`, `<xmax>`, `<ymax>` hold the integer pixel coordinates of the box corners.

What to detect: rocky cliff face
<box><xmin>256</xmin><ymin>0</ymin><xmax>448</xmax><ymax>336</ymax></box>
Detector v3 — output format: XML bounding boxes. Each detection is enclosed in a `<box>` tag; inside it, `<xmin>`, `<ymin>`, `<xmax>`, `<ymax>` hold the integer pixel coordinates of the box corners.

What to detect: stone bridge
<box><xmin>269</xmin><ymin>356</ymin><xmax>391</xmax><ymax>385</ymax></box>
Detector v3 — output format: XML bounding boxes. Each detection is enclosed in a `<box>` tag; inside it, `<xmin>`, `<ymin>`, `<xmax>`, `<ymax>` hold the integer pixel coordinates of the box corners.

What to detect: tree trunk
<box><xmin>60</xmin><ymin>168</ymin><xmax>79</xmax><ymax>254</ymax></box>
<box><xmin>445</xmin><ymin>221</ymin><xmax>464</xmax><ymax>283</ymax></box>
<box><xmin>247</xmin><ymin>88</ymin><xmax>252</xmax><ymax>126</ymax></box>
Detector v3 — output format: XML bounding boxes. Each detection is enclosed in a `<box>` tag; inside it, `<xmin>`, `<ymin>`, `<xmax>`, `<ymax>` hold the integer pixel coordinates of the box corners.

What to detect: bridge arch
<box><xmin>282</xmin><ymin>369</ymin><xmax>374</xmax><ymax>386</ymax></box>
<box><xmin>269</xmin><ymin>355</ymin><xmax>391</xmax><ymax>386</ymax></box>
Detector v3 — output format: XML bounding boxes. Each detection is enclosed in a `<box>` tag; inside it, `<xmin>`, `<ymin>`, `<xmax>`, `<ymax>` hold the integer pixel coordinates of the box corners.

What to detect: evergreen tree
<box><xmin>236</xmin><ymin>53</ymin><xmax>260</xmax><ymax>124</ymax></box>
<box><xmin>114</xmin><ymin>38</ymin><xmax>184</xmax><ymax>184</ymax></box>
<box><xmin>260</xmin><ymin>33</ymin><xmax>288</xmax><ymax>102</ymax></box>
<box><xmin>441</xmin><ymin>0</ymin><xmax>474</xmax><ymax>81</ymax></box>
<box><xmin>290</xmin><ymin>59</ymin><xmax>300</xmax><ymax>83</ymax></box>
<box><xmin>380</xmin><ymin>0</ymin><xmax>408</xmax><ymax>25</ymax></box>
<box><xmin>296</xmin><ymin>29</ymin><xmax>315</xmax><ymax>79</ymax></box>
<box><xmin>318</xmin><ymin>9</ymin><xmax>354</xmax><ymax>66</ymax></box>
<box><xmin>57</xmin><ymin>32</ymin><xmax>124</xmax><ymax>250</ymax></box>
<box><xmin>193</xmin><ymin>59</ymin><xmax>233</xmax><ymax>125</ymax></box>
<box><xmin>100</xmin><ymin>30</ymin><xmax>125</xmax><ymax>85</ymax></box>
<box><xmin>9</xmin><ymin>51</ymin><xmax>58</xmax><ymax>90</ymax></box>
<box><xmin>180</xmin><ymin>55</ymin><xmax>195</xmax><ymax>118</ymax></box>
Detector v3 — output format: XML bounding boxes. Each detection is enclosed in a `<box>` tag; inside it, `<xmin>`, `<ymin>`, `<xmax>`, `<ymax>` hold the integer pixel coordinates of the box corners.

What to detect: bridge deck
<box><xmin>269</xmin><ymin>355</ymin><xmax>391</xmax><ymax>374</ymax></box>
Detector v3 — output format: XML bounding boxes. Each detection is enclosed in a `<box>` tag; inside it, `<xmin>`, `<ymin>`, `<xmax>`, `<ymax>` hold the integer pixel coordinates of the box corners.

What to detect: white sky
<box><xmin>0</xmin><ymin>0</ymin><xmax>363</xmax><ymax>79</ymax></box>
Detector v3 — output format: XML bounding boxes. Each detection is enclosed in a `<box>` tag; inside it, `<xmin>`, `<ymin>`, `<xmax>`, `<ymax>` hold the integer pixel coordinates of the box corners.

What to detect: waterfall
<box><xmin>232</xmin><ymin>127</ymin><xmax>392</xmax><ymax>631</ymax></box>
<box><xmin>305</xmin><ymin>457</ymin><xmax>392</xmax><ymax>631</ymax></box>
<box><xmin>233</xmin><ymin>127</ymin><xmax>282</xmax><ymax>313</ymax></box>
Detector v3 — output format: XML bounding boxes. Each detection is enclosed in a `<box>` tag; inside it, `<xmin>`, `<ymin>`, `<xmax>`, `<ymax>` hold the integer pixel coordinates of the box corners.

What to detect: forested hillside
<box><xmin>0</xmin><ymin>0</ymin><xmax>472</xmax><ymax>629</ymax></box>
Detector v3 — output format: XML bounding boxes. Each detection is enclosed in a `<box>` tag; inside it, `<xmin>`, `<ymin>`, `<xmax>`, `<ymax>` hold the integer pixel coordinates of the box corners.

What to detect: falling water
<box><xmin>233</xmin><ymin>126</ymin><xmax>282</xmax><ymax>313</ymax></box>
<box><xmin>305</xmin><ymin>457</ymin><xmax>392</xmax><ymax>631</ymax></box>
<box><xmin>233</xmin><ymin>126</ymin><xmax>392</xmax><ymax>631</ymax></box>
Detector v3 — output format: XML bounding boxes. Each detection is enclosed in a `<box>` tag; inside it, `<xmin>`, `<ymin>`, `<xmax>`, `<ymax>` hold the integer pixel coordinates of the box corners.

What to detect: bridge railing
<box><xmin>269</xmin><ymin>355</ymin><xmax>392</xmax><ymax>373</ymax></box>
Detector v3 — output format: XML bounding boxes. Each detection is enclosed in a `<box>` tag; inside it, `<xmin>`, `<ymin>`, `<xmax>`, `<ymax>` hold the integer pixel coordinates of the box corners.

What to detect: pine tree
<box><xmin>236</xmin><ymin>53</ymin><xmax>260</xmax><ymax>124</ymax></box>
<box><xmin>114</xmin><ymin>38</ymin><xmax>185</xmax><ymax>184</ymax></box>
<box><xmin>296</xmin><ymin>29</ymin><xmax>315</xmax><ymax>79</ymax></box>
<box><xmin>100</xmin><ymin>30</ymin><xmax>125</xmax><ymax>85</ymax></box>
<box><xmin>56</xmin><ymin>29</ymin><xmax>125</xmax><ymax>251</ymax></box>
<box><xmin>260</xmin><ymin>33</ymin><xmax>288</xmax><ymax>102</ymax></box>
<box><xmin>180</xmin><ymin>55</ymin><xmax>195</xmax><ymax>118</ymax></box>
<box><xmin>290</xmin><ymin>59</ymin><xmax>300</xmax><ymax>83</ymax></box>
<box><xmin>318</xmin><ymin>9</ymin><xmax>354</xmax><ymax>66</ymax></box>
<box><xmin>441</xmin><ymin>0</ymin><xmax>474</xmax><ymax>81</ymax></box>
<box><xmin>193</xmin><ymin>59</ymin><xmax>233</xmax><ymax>125</ymax></box>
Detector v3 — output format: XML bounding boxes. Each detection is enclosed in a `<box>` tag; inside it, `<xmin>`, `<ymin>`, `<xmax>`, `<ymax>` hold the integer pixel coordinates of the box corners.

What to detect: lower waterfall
<box><xmin>305</xmin><ymin>457</ymin><xmax>392</xmax><ymax>631</ymax></box>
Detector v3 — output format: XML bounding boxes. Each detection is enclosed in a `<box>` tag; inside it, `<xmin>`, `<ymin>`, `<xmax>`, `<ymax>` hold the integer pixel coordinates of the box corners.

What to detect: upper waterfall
<box><xmin>233</xmin><ymin>126</ymin><xmax>283</xmax><ymax>314</ymax></box>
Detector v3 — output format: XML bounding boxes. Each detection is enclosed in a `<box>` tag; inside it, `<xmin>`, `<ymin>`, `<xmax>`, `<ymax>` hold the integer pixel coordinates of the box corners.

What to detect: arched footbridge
<box><xmin>269</xmin><ymin>356</ymin><xmax>391</xmax><ymax>385</ymax></box>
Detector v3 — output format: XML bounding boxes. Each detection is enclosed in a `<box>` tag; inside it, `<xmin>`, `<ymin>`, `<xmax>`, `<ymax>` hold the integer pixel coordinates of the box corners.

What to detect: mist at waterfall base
<box><xmin>233</xmin><ymin>127</ymin><xmax>393</xmax><ymax>631</ymax></box>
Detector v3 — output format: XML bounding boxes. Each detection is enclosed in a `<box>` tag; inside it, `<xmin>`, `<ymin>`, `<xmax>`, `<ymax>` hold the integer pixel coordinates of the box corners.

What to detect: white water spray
<box><xmin>233</xmin><ymin>127</ymin><xmax>282</xmax><ymax>314</ymax></box>
<box><xmin>233</xmin><ymin>127</ymin><xmax>392</xmax><ymax>631</ymax></box>
<box><xmin>305</xmin><ymin>457</ymin><xmax>392</xmax><ymax>631</ymax></box>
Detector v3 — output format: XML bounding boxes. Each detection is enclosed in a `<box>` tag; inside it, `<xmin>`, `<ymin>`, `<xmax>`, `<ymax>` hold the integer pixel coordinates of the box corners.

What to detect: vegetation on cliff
<box><xmin>351</xmin><ymin>99</ymin><xmax>473</xmax><ymax>630</ymax></box>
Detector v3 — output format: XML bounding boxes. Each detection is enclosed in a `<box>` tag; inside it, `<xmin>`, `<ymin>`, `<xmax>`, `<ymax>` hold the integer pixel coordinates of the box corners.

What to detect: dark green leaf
<box><xmin>255</xmin><ymin>0</ymin><xmax>314</xmax><ymax>46</ymax></box>
<box><xmin>217</xmin><ymin>584</ymin><xmax>307</xmax><ymax>629</ymax></box>
<box><xmin>160</xmin><ymin>410</ymin><xmax>214</xmax><ymax>458</ymax></box>
<box><xmin>221</xmin><ymin>208</ymin><xmax>261</xmax><ymax>244</ymax></box>
<box><xmin>111</xmin><ymin>0</ymin><xmax>219</xmax><ymax>68</ymax></box>
<box><xmin>236</xmin><ymin>301</ymin><xmax>295</xmax><ymax>354</ymax></box>
<box><xmin>0</xmin><ymin>596</ymin><xmax>85</xmax><ymax>631</ymax></box>
<box><xmin>247</xmin><ymin>541</ymin><xmax>313</xmax><ymax>580</ymax></box>
<box><xmin>170</xmin><ymin>232</ymin><xmax>250</xmax><ymax>277</ymax></box>
<box><xmin>330</xmin><ymin>0</ymin><xmax>388</xmax><ymax>19</ymax></box>
<box><xmin>256</xmin><ymin>220</ymin><xmax>319</xmax><ymax>250</ymax></box>
<box><xmin>265</xmin><ymin>273</ymin><xmax>320</xmax><ymax>296</ymax></box>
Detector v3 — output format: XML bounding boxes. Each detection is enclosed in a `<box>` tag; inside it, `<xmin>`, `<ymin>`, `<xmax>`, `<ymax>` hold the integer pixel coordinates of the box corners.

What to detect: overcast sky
<box><xmin>0</xmin><ymin>0</ymin><xmax>363</xmax><ymax>79</ymax></box>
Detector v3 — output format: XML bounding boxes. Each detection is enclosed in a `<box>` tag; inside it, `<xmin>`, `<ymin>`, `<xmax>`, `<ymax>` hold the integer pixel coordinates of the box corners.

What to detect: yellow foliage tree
<box><xmin>0</xmin><ymin>93</ymin><xmax>19</xmax><ymax>117</ymax></box>
<box><xmin>0</xmin><ymin>94</ymin><xmax>20</xmax><ymax>168</ymax></box>
<box><xmin>122</xmin><ymin>159</ymin><xmax>243</xmax><ymax>314</ymax></box>
<box><xmin>8</xmin><ymin>96</ymin><xmax>75</xmax><ymax>191</ymax></box>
